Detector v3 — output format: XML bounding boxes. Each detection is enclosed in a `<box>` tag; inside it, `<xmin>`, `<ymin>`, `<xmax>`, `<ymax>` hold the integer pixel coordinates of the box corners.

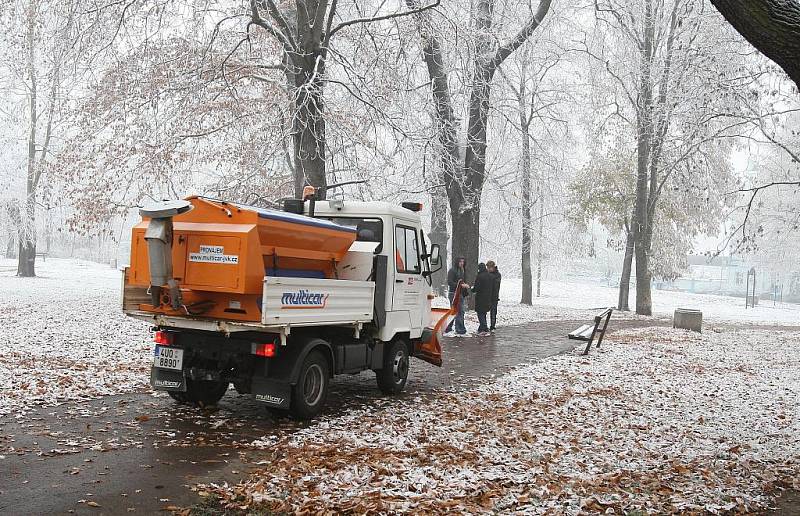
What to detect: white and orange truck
<box><xmin>122</xmin><ymin>190</ymin><xmax>457</xmax><ymax>418</ymax></box>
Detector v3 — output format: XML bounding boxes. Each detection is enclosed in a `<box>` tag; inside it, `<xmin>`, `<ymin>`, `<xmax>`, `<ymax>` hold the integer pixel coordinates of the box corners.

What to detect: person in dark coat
<box><xmin>444</xmin><ymin>257</ymin><xmax>469</xmax><ymax>335</ymax></box>
<box><xmin>472</xmin><ymin>262</ymin><xmax>494</xmax><ymax>335</ymax></box>
<box><xmin>486</xmin><ymin>260</ymin><xmax>502</xmax><ymax>332</ymax></box>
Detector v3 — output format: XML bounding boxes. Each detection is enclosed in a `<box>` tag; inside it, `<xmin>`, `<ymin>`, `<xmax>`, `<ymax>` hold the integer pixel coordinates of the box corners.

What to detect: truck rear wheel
<box><xmin>167</xmin><ymin>390</ymin><xmax>189</xmax><ymax>403</ymax></box>
<box><xmin>376</xmin><ymin>339</ymin><xmax>409</xmax><ymax>394</ymax></box>
<box><xmin>290</xmin><ymin>350</ymin><xmax>330</xmax><ymax>420</ymax></box>
<box><xmin>184</xmin><ymin>379</ymin><xmax>229</xmax><ymax>407</ymax></box>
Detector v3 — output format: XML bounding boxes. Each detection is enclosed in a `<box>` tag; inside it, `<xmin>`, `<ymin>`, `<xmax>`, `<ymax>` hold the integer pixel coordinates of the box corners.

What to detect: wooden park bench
<box><xmin>35</xmin><ymin>252</ymin><xmax>47</xmax><ymax>262</ymax></box>
<box><xmin>568</xmin><ymin>308</ymin><xmax>613</xmax><ymax>355</ymax></box>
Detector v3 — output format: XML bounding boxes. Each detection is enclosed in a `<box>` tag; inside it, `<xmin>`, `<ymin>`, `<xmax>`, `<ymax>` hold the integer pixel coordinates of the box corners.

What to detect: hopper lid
<box><xmin>140</xmin><ymin>199</ymin><xmax>193</xmax><ymax>219</ymax></box>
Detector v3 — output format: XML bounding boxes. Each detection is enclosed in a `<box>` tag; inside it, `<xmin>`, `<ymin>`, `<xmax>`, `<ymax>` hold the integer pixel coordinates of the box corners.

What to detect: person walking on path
<box><xmin>445</xmin><ymin>257</ymin><xmax>469</xmax><ymax>335</ymax></box>
<box><xmin>472</xmin><ymin>262</ymin><xmax>494</xmax><ymax>336</ymax></box>
<box><xmin>486</xmin><ymin>260</ymin><xmax>502</xmax><ymax>332</ymax></box>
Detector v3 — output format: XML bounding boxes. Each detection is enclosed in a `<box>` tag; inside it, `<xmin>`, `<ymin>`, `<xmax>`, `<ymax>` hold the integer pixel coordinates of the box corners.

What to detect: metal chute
<box><xmin>139</xmin><ymin>200</ymin><xmax>193</xmax><ymax>308</ymax></box>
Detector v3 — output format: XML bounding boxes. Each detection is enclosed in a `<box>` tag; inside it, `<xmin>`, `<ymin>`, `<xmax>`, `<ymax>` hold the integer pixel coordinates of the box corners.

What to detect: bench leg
<box><xmin>583</xmin><ymin>316</ymin><xmax>601</xmax><ymax>355</ymax></box>
<box><xmin>595</xmin><ymin>312</ymin><xmax>612</xmax><ymax>349</ymax></box>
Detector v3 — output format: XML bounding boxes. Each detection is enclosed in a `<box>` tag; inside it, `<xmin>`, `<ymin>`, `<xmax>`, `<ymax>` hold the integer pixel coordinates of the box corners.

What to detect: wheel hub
<box><xmin>392</xmin><ymin>351</ymin><xmax>408</xmax><ymax>384</ymax></box>
<box><xmin>303</xmin><ymin>363</ymin><xmax>324</xmax><ymax>406</ymax></box>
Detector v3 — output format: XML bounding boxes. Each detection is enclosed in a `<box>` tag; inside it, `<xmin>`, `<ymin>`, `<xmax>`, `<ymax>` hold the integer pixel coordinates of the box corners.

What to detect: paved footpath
<box><xmin>3</xmin><ymin>318</ymin><xmax>794</xmax><ymax>515</ymax></box>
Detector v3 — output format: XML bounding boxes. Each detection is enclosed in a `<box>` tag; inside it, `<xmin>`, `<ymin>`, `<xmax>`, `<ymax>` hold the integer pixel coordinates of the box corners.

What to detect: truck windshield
<box><xmin>321</xmin><ymin>217</ymin><xmax>383</xmax><ymax>253</ymax></box>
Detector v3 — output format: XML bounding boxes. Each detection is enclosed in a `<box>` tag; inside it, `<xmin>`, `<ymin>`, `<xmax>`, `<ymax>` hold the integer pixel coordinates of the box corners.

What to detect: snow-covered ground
<box><xmin>1</xmin><ymin>258</ymin><xmax>797</xmax><ymax>418</ymax></box>
<box><xmin>2</xmin><ymin>259</ymin><xmax>799</xmax><ymax>510</ymax></box>
<box><xmin>494</xmin><ymin>277</ymin><xmax>800</xmax><ymax>326</ymax></box>
<box><xmin>0</xmin><ymin>258</ymin><xmax>151</xmax><ymax>417</ymax></box>
<box><xmin>203</xmin><ymin>327</ymin><xmax>800</xmax><ymax>513</ymax></box>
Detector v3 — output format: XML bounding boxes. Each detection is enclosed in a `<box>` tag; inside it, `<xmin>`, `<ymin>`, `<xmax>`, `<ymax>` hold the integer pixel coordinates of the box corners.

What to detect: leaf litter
<box><xmin>201</xmin><ymin>327</ymin><xmax>800</xmax><ymax>514</ymax></box>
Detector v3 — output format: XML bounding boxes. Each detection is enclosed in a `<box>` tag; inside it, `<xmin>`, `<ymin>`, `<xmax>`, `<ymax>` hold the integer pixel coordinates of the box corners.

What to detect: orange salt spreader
<box><xmin>122</xmin><ymin>192</ymin><xmax>453</xmax><ymax>419</ymax></box>
<box><xmin>126</xmin><ymin>196</ymin><xmax>358</xmax><ymax>322</ymax></box>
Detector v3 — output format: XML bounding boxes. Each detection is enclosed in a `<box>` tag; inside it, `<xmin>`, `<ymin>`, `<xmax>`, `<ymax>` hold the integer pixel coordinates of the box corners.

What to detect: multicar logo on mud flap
<box><xmin>154</xmin><ymin>379</ymin><xmax>182</xmax><ymax>389</ymax></box>
<box><xmin>281</xmin><ymin>290</ymin><xmax>329</xmax><ymax>309</ymax></box>
<box><xmin>255</xmin><ymin>394</ymin><xmax>285</xmax><ymax>405</ymax></box>
<box><xmin>189</xmin><ymin>245</ymin><xmax>239</xmax><ymax>264</ymax></box>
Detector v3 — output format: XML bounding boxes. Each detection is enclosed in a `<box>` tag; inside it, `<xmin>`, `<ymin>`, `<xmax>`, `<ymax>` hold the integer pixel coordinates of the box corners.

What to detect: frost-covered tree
<box><xmin>53</xmin><ymin>0</ymin><xmax>435</xmax><ymax>234</ymax></box>
<box><xmin>0</xmin><ymin>0</ymin><xmax>103</xmax><ymax>276</ymax></box>
<box><xmin>495</xmin><ymin>39</ymin><xmax>571</xmax><ymax>303</ymax></box>
<box><xmin>405</xmin><ymin>0</ymin><xmax>553</xmax><ymax>284</ymax></box>
<box><xmin>246</xmin><ymin>0</ymin><xmax>439</xmax><ymax>198</ymax></box>
<box><xmin>583</xmin><ymin>0</ymin><xmax>757</xmax><ymax>314</ymax></box>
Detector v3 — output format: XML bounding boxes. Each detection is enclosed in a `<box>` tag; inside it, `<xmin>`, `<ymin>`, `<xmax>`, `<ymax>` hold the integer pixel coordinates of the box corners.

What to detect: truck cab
<box><xmin>122</xmin><ymin>195</ymin><xmax>451</xmax><ymax>419</ymax></box>
<box><xmin>310</xmin><ymin>199</ymin><xmax>437</xmax><ymax>342</ymax></box>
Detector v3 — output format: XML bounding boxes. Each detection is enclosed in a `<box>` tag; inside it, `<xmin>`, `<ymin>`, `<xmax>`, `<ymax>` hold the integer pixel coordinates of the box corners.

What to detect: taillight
<box><xmin>253</xmin><ymin>342</ymin><xmax>276</xmax><ymax>358</ymax></box>
<box><xmin>154</xmin><ymin>330</ymin><xmax>174</xmax><ymax>346</ymax></box>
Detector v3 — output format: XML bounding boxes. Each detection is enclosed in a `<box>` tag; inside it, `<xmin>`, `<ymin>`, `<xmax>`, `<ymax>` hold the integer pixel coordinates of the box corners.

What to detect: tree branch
<box><xmin>327</xmin><ymin>0</ymin><xmax>441</xmax><ymax>41</ymax></box>
<box><xmin>489</xmin><ymin>0</ymin><xmax>553</xmax><ymax>71</ymax></box>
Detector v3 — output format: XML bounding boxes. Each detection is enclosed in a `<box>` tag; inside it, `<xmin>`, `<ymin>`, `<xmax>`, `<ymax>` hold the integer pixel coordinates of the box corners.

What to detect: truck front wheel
<box><xmin>290</xmin><ymin>350</ymin><xmax>330</xmax><ymax>420</ymax></box>
<box><xmin>376</xmin><ymin>339</ymin><xmax>409</xmax><ymax>394</ymax></box>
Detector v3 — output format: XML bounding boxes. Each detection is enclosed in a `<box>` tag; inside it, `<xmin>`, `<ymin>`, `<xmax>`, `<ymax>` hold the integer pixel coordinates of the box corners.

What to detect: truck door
<box><xmin>391</xmin><ymin>223</ymin><xmax>425</xmax><ymax>332</ymax></box>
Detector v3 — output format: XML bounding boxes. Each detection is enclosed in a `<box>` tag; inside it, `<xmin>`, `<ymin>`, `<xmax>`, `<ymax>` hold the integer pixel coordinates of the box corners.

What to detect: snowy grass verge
<box><xmin>500</xmin><ymin>277</ymin><xmax>800</xmax><ymax>326</ymax></box>
<box><xmin>0</xmin><ymin>258</ymin><xmax>152</xmax><ymax>418</ymax></box>
<box><xmin>200</xmin><ymin>327</ymin><xmax>800</xmax><ymax>514</ymax></box>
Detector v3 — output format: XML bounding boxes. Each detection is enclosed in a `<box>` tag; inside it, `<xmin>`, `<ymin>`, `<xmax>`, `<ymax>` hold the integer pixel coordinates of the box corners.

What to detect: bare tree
<box><xmin>497</xmin><ymin>43</ymin><xmax>566</xmax><ymax>304</ymax></box>
<box><xmin>0</xmin><ymin>0</ymin><xmax>82</xmax><ymax>276</ymax></box>
<box><xmin>248</xmin><ymin>0</ymin><xmax>439</xmax><ymax>199</ymax></box>
<box><xmin>586</xmin><ymin>0</ymin><xmax>759</xmax><ymax>314</ymax></box>
<box><xmin>407</xmin><ymin>0</ymin><xmax>553</xmax><ymax>283</ymax></box>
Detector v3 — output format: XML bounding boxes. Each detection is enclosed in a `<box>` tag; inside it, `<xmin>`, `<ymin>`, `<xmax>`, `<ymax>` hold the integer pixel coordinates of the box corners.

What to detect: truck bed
<box><xmin>123</xmin><ymin>275</ymin><xmax>375</xmax><ymax>337</ymax></box>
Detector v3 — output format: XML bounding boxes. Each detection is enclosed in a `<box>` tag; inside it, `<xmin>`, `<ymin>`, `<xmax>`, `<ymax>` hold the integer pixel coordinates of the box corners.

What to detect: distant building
<box><xmin>657</xmin><ymin>255</ymin><xmax>789</xmax><ymax>300</ymax></box>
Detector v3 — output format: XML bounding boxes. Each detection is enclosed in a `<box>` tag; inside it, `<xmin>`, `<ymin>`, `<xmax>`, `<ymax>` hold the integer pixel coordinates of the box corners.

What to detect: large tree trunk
<box><xmin>409</xmin><ymin>0</ymin><xmax>552</xmax><ymax>284</ymax></box>
<box><xmin>632</xmin><ymin>0</ymin><xmax>655</xmax><ymax>316</ymax></box>
<box><xmin>536</xmin><ymin>196</ymin><xmax>543</xmax><ymax>297</ymax></box>
<box><xmin>292</xmin><ymin>51</ymin><xmax>327</xmax><ymax>199</ymax></box>
<box><xmin>711</xmin><ymin>0</ymin><xmax>800</xmax><ymax>89</ymax></box>
<box><xmin>450</xmin><ymin>201</ymin><xmax>481</xmax><ymax>285</ymax></box>
<box><xmin>406</xmin><ymin>0</ymin><xmax>456</xmax><ymax>292</ymax></box>
<box><xmin>428</xmin><ymin>190</ymin><xmax>449</xmax><ymax>295</ymax></box>
<box><xmin>252</xmin><ymin>0</ymin><xmax>330</xmax><ymax>200</ymax></box>
<box><xmin>454</xmin><ymin>45</ymin><xmax>495</xmax><ymax>283</ymax></box>
<box><xmin>618</xmin><ymin>225</ymin><xmax>634</xmax><ymax>311</ymax></box>
<box><xmin>19</xmin><ymin>0</ymin><xmax>38</xmax><ymax>278</ymax></box>
<box><xmin>520</xmin><ymin>120</ymin><xmax>533</xmax><ymax>305</ymax></box>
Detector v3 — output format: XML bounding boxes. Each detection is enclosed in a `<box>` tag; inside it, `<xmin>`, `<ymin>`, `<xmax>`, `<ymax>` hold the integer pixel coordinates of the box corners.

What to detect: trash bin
<box><xmin>673</xmin><ymin>308</ymin><xmax>702</xmax><ymax>332</ymax></box>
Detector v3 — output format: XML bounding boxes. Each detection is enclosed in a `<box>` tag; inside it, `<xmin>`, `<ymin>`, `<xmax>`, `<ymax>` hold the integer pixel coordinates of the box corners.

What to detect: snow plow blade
<box><xmin>414</xmin><ymin>284</ymin><xmax>462</xmax><ymax>367</ymax></box>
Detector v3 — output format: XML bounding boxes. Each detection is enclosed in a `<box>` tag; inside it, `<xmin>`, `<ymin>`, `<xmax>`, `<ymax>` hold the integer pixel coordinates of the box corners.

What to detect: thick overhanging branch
<box><xmin>711</xmin><ymin>0</ymin><xmax>800</xmax><ymax>88</ymax></box>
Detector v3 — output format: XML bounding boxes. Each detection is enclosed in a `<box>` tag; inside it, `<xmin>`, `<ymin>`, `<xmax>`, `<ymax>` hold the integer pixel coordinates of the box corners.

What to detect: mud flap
<box><xmin>251</xmin><ymin>377</ymin><xmax>291</xmax><ymax>409</ymax></box>
<box><xmin>150</xmin><ymin>367</ymin><xmax>186</xmax><ymax>391</ymax></box>
<box><xmin>414</xmin><ymin>285</ymin><xmax>462</xmax><ymax>367</ymax></box>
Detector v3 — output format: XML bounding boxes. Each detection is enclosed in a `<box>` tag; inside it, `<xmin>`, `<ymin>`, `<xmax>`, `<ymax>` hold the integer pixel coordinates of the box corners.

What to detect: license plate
<box><xmin>154</xmin><ymin>346</ymin><xmax>183</xmax><ymax>371</ymax></box>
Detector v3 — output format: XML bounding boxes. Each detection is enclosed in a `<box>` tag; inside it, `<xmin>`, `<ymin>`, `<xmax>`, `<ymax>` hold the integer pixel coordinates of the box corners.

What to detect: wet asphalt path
<box><xmin>0</xmin><ymin>318</ymin><xmax>670</xmax><ymax>515</ymax></box>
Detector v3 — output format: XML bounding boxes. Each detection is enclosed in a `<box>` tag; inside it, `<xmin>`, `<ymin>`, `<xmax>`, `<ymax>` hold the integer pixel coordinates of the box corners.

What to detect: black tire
<box><xmin>267</xmin><ymin>408</ymin><xmax>289</xmax><ymax>420</ymax></box>
<box><xmin>376</xmin><ymin>339</ymin><xmax>409</xmax><ymax>394</ymax></box>
<box><xmin>167</xmin><ymin>390</ymin><xmax>189</xmax><ymax>403</ymax></box>
<box><xmin>184</xmin><ymin>378</ymin><xmax>229</xmax><ymax>407</ymax></box>
<box><xmin>290</xmin><ymin>350</ymin><xmax>330</xmax><ymax>420</ymax></box>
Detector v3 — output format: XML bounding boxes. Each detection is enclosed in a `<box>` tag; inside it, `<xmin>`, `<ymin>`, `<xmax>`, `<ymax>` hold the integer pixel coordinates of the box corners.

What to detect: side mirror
<box><xmin>429</xmin><ymin>244</ymin><xmax>441</xmax><ymax>266</ymax></box>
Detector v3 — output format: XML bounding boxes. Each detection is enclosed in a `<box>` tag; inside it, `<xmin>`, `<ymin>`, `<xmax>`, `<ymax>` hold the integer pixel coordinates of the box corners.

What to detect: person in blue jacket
<box><xmin>445</xmin><ymin>257</ymin><xmax>469</xmax><ymax>335</ymax></box>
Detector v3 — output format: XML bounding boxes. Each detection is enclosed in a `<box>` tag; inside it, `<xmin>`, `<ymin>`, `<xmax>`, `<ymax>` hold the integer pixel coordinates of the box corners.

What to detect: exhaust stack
<box><xmin>139</xmin><ymin>200</ymin><xmax>193</xmax><ymax>308</ymax></box>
